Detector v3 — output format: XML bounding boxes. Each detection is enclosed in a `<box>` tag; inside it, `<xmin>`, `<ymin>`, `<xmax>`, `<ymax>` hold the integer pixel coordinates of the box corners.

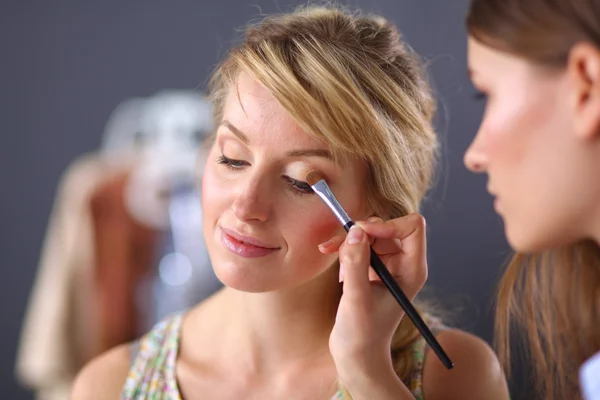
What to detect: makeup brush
<box><xmin>306</xmin><ymin>170</ymin><xmax>454</xmax><ymax>370</ymax></box>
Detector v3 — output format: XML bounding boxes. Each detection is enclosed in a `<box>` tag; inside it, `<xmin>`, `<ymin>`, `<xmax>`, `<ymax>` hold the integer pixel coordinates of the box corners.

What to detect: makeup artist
<box><xmin>71</xmin><ymin>5</ymin><xmax>509</xmax><ymax>400</ymax></box>
<box><xmin>465</xmin><ymin>1</ymin><xmax>600</xmax><ymax>399</ymax></box>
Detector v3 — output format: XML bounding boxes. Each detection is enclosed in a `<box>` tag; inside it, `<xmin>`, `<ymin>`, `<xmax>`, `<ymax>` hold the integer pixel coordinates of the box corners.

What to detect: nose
<box><xmin>231</xmin><ymin>175</ymin><xmax>271</xmax><ymax>223</ymax></box>
<box><xmin>464</xmin><ymin>130</ymin><xmax>488</xmax><ymax>173</ymax></box>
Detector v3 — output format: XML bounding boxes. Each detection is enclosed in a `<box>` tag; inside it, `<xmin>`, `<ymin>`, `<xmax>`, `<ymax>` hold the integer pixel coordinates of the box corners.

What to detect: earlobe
<box><xmin>568</xmin><ymin>42</ymin><xmax>600</xmax><ymax>140</ymax></box>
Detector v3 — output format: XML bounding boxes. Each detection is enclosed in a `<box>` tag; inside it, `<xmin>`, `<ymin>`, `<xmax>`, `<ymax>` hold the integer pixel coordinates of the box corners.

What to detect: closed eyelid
<box><xmin>216</xmin><ymin>132</ymin><xmax>338</xmax><ymax>181</ymax></box>
<box><xmin>286</xmin><ymin>176</ymin><xmax>310</xmax><ymax>185</ymax></box>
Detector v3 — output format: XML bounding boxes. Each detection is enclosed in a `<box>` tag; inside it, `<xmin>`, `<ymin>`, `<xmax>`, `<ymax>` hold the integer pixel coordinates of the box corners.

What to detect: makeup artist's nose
<box><xmin>464</xmin><ymin>131</ymin><xmax>488</xmax><ymax>173</ymax></box>
<box><xmin>231</xmin><ymin>176</ymin><xmax>271</xmax><ymax>223</ymax></box>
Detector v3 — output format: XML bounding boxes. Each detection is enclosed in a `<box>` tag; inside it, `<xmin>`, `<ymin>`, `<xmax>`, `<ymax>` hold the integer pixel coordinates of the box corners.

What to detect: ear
<box><xmin>567</xmin><ymin>42</ymin><xmax>600</xmax><ymax>140</ymax></box>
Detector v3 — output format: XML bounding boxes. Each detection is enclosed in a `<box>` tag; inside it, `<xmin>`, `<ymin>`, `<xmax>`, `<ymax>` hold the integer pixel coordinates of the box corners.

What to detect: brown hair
<box><xmin>209</xmin><ymin>4</ymin><xmax>438</xmax><ymax>397</ymax></box>
<box><xmin>467</xmin><ymin>1</ymin><xmax>600</xmax><ymax>398</ymax></box>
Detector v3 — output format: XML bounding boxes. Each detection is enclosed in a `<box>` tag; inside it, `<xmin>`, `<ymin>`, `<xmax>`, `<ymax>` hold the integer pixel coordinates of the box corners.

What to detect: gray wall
<box><xmin>0</xmin><ymin>1</ymin><xmax>516</xmax><ymax>398</ymax></box>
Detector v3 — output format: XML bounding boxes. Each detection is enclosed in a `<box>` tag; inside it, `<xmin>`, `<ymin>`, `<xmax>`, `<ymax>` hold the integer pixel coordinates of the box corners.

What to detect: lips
<box><xmin>220</xmin><ymin>227</ymin><xmax>280</xmax><ymax>258</ymax></box>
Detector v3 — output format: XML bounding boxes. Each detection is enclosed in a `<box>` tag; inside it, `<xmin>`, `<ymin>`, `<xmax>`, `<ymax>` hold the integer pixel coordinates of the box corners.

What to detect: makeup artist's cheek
<box><xmin>481</xmin><ymin>100</ymin><xmax>527</xmax><ymax>159</ymax></box>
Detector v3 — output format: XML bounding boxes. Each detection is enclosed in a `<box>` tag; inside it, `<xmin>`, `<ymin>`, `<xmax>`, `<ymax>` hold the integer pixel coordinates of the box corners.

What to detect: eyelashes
<box><xmin>283</xmin><ymin>176</ymin><xmax>313</xmax><ymax>194</ymax></box>
<box><xmin>473</xmin><ymin>90</ymin><xmax>488</xmax><ymax>101</ymax></box>
<box><xmin>217</xmin><ymin>154</ymin><xmax>314</xmax><ymax>196</ymax></box>
<box><xmin>217</xmin><ymin>154</ymin><xmax>248</xmax><ymax>168</ymax></box>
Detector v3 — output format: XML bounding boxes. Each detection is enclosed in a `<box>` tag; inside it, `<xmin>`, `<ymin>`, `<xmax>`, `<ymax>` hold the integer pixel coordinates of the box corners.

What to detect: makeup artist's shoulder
<box><xmin>70</xmin><ymin>343</ymin><xmax>131</xmax><ymax>400</ymax></box>
<box><xmin>422</xmin><ymin>329</ymin><xmax>510</xmax><ymax>400</ymax></box>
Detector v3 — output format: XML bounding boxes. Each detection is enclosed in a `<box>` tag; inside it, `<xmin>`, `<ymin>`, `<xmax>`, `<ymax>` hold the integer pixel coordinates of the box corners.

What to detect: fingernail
<box><xmin>367</xmin><ymin>216</ymin><xmax>380</xmax><ymax>222</ymax></box>
<box><xmin>318</xmin><ymin>238</ymin><xmax>334</xmax><ymax>250</ymax></box>
<box><xmin>356</xmin><ymin>221</ymin><xmax>374</xmax><ymax>229</ymax></box>
<box><xmin>339</xmin><ymin>263</ymin><xmax>344</xmax><ymax>282</ymax></box>
<box><xmin>347</xmin><ymin>225</ymin><xmax>364</xmax><ymax>244</ymax></box>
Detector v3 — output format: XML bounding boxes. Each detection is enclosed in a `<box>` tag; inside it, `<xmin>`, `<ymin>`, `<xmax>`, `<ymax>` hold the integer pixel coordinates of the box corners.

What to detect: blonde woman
<box><xmin>465</xmin><ymin>1</ymin><xmax>600</xmax><ymax>399</ymax></box>
<box><xmin>73</xmin><ymin>6</ymin><xmax>508</xmax><ymax>399</ymax></box>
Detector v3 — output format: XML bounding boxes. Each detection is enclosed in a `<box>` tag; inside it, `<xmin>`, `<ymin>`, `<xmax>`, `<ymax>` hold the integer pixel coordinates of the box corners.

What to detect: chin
<box><xmin>506</xmin><ymin>235</ymin><xmax>539</xmax><ymax>253</ymax></box>
<box><xmin>211</xmin><ymin>261</ymin><xmax>288</xmax><ymax>293</ymax></box>
<box><xmin>212</xmin><ymin>257</ymin><xmax>336</xmax><ymax>294</ymax></box>
<box><xmin>505</xmin><ymin>223</ymin><xmax>572</xmax><ymax>254</ymax></box>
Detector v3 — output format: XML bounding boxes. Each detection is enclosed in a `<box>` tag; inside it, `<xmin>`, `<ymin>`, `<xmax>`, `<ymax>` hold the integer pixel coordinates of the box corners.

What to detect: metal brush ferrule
<box><xmin>311</xmin><ymin>179</ymin><xmax>352</xmax><ymax>227</ymax></box>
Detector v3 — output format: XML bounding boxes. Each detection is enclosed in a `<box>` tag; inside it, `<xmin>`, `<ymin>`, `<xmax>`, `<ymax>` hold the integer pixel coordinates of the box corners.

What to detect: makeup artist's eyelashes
<box><xmin>473</xmin><ymin>90</ymin><xmax>488</xmax><ymax>101</ymax></box>
<box><xmin>217</xmin><ymin>154</ymin><xmax>315</xmax><ymax>196</ymax></box>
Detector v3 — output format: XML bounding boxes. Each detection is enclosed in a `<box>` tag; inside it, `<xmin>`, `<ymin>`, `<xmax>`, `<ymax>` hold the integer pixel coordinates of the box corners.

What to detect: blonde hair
<box><xmin>209</xmin><ymin>5</ymin><xmax>439</xmax><ymax>395</ymax></box>
<box><xmin>467</xmin><ymin>1</ymin><xmax>600</xmax><ymax>398</ymax></box>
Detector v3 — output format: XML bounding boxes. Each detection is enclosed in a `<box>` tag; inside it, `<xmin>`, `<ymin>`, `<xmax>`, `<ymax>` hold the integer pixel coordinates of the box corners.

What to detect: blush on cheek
<box><xmin>303</xmin><ymin>209</ymin><xmax>345</xmax><ymax>245</ymax></box>
<box><xmin>482</xmin><ymin>101</ymin><xmax>529</xmax><ymax>163</ymax></box>
<box><xmin>485</xmin><ymin>86</ymin><xmax>555</xmax><ymax>164</ymax></box>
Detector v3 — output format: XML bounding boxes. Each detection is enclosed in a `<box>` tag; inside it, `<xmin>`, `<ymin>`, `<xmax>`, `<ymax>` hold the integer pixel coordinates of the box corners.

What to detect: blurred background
<box><xmin>0</xmin><ymin>0</ymin><xmax>516</xmax><ymax>398</ymax></box>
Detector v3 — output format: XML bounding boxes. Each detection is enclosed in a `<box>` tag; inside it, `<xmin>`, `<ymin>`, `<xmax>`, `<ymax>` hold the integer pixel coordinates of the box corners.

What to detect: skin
<box><xmin>72</xmin><ymin>72</ymin><xmax>509</xmax><ymax>400</ymax></box>
<box><xmin>465</xmin><ymin>38</ymin><xmax>600</xmax><ymax>251</ymax></box>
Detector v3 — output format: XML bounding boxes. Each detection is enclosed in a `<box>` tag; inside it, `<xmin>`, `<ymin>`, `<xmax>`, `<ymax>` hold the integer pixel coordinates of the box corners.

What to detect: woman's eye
<box><xmin>217</xmin><ymin>154</ymin><xmax>248</xmax><ymax>169</ymax></box>
<box><xmin>284</xmin><ymin>176</ymin><xmax>314</xmax><ymax>196</ymax></box>
<box><xmin>473</xmin><ymin>90</ymin><xmax>488</xmax><ymax>101</ymax></box>
<box><xmin>217</xmin><ymin>155</ymin><xmax>315</xmax><ymax>196</ymax></box>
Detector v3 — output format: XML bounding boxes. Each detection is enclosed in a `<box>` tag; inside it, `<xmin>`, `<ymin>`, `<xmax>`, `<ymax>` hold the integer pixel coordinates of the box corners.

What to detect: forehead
<box><xmin>468</xmin><ymin>38</ymin><xmax>534</xmax><ymax>81</ymax></box>
<box><xmin>467</xmin><ymin>38</ymin><xmax>566</xmax><ymax>101</ymax></box>
<box><xmin>221</xmin><ymin>72</ymin><xmax>326</xmax><ymax>150</ymax></box>
<box><xmin>468</xmin><ymin>38</ymin><xmax>507</xmax><ymax>73</ymax></box>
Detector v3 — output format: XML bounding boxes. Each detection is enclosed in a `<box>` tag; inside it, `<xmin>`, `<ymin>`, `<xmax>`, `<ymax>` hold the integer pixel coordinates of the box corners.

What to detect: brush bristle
<box><xmin>305</xmin><ymin>170</ymin><xmax>325</xmax><ymax>186</ymax></box>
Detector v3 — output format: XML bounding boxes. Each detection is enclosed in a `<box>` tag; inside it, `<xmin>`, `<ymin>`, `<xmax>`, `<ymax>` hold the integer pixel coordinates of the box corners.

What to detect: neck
<box><xmin>223</xmin><ymin>266</ymin><xmax>341</xmax><ymax>375</ymax></box>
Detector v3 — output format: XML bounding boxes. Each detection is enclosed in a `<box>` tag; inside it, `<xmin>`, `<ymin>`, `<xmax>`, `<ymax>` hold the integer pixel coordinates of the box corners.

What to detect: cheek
<box><xmin>302</xmin><ymin>209</ymin><xmax>344</xmax><ymax>244</ymax></box>
<box><xmin>287</xmin><ymin>192</ymin><xmax>366</xmax><ymax>251</ymax></box>
<box><xmin>282</xmin><ymin>205</ymin><xmax>342</xmax><ymax>277</ymax></box>
<box><xmin>482</xmin><ymin>90</ymin><xmax>557</xmax><ymax>167</ymax></box>
<box><xmin>483</xmin><ymin>98</ymin><xmax>525</xmax><ymax>156</ymax></box>
<box><xmin>282</xmin><ymin>202</ymin><xmax>342</xmax><ymax>253</ymax></box>
<box><xmin>201</xmin><ymin>161</ymin><xmax>229</xmax><ymax>222</ymax></box>
<box><xmin>483</xmin><ymin>90</ymin><xmax>575</xmax><ymax>250</ymax></box>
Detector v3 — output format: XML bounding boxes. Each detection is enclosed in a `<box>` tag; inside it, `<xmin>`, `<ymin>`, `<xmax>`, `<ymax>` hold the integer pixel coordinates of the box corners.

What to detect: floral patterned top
<box><xmin>121</xmin><ymin>313</ymin><xmax>443</xmax><ymax>399</ymax></box>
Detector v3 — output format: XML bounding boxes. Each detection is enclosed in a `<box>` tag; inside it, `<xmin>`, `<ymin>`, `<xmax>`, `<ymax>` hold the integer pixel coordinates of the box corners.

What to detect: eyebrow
<box><xmin>220</xmin><ymin>120</ymin><xmax>334</xmax><ymax>160</ymax></box>
<box><xmin>285</xmin><ymin>148</ymin><xmax>332</xmax><ymax>159</ymax></box>
<box><xmin>222</xmin><ymin>120</ymin><xmax>249</xmax><ymax>144</ymax></box>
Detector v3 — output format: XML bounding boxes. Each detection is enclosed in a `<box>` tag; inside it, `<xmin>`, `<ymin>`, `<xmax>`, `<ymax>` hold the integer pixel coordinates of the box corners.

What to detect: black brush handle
<box><xmin>343</xmin><ymin>221</ymin><xmax>454</xmax><ymax>370</ymax></box>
